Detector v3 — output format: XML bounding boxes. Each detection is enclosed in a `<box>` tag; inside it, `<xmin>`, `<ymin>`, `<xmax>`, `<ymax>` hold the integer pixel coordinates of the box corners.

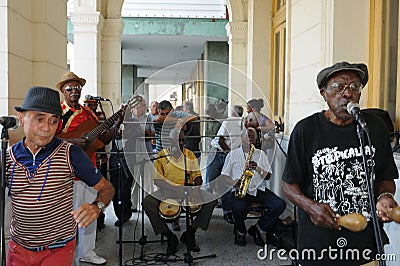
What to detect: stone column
<box><xmin>1</xmin><ymin>0</ymin><xmax>67</xmax><ymax>241</ymax></box>
<box><xmin>1</xmin><ymin>0</ymin><xmax>66</xmax><ymax>115</ymax></box>
<box><xmin>246</xmin><ymin>0</ymin><xmax>272</xmax><ymax>108</ymax></box>
<box><xmin>70</xmin><ymin>11</ymin><xmax>103</xmax><ymax>98</ymax></box>
<box><xmin>226</xmin><ymin>21</ymin><xmax>248</xmax><ymax>106</ymax></box>
<box><xmin>101</xmin><ymin>18</ymin><xmax>124</xmax><ymax>113</ymax></box>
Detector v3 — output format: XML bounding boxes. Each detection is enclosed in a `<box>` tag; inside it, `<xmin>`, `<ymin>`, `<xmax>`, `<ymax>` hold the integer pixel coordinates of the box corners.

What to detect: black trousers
<box><xmin>109</xmin><ymin>157</ymin><xmax>133</xmax><ymax>221</ymax></box>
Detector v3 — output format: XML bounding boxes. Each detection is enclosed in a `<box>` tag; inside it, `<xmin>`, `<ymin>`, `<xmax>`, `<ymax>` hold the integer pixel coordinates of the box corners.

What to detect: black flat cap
<box><xmin>316</xmin><ymin>61</ymin><xmax>369</xmax><ymax>89</ymax></box>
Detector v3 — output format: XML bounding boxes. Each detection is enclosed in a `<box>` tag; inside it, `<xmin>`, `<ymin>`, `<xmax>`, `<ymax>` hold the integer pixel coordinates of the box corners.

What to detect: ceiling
<box><xmin>68</xmin><ymin>0</ymin><xmax>228</xmax><ymax>85</ymax></box>
<box><xmin>121</xmin><ymin>32</ymin><xmax>228</xmax><ymax>84</ymax></box>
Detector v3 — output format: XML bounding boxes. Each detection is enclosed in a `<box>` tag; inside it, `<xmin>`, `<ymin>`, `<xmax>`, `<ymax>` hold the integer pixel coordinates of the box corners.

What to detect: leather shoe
<box><xmin>180</xmin><ymin>229</ymin><xmax>200</xmax><ymax>252</ymax></box>
<box><xmin>234</xmin><ymin>231</ymin><xmax>246</xmax><ymax>246</ymax></box>
<box><xmin>114</xmin><ymin>215</ymin><xmax>131</xmax><ymax>227</ymax></box>
<box><xmin>165</xmin><ymin>233</ymin><xmax>179</xmax><ymax>255</ymax></box>
<box><xmin>223</xmin><ymin>212</ymin><xmax>234</xmax><ymax>224</ymax></box>
<box><xmin>248</xmin><ymin>225</ymin><xmax>265</xmax><ymax>246</ymax></box>
<box><xmin>171</xmin><ymin>220</ymin><xmax>181</xmax><ymax>231</ymax></box>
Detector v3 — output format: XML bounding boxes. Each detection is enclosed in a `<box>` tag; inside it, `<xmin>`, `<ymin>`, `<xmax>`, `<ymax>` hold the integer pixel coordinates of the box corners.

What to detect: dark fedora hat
<box><xmin>316</xmin><ymin>61</ymin><xmax>369</xmax><ymax>89</ymax></box>
<box><xmin>15</xmin><ymin>86</ymin><xmax>62</xmax><ymax>116</ymax></box>
<box><xmin>56</xmin><ymin>71</ymin><xmax>86</xmax><ymax>90</ymax></box>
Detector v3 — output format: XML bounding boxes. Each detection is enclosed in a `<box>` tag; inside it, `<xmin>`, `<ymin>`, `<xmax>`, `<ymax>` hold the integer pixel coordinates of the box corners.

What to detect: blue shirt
<box><xmin>11</xmin><ymin>137</ymin><xmax>102</xmax><ymax>187</ymax></box>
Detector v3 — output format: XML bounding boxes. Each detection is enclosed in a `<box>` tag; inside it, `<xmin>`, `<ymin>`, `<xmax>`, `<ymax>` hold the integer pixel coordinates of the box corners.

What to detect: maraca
<box><xmin>336</xmin><ymin>213</ymin><xmax>367</xmax><ymax>232</ymax></box>
<box><xmin>387</xmin><ymin>206</ymin><xmax>400</xmax><ymax>223</ymax></box>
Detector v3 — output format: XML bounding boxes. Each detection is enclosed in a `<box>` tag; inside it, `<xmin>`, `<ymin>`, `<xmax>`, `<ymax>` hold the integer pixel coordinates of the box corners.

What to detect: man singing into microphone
<box><xmin>282</xmin><ymin>62</ymin><xmax>398</xmax><ymax>265</ymax></box>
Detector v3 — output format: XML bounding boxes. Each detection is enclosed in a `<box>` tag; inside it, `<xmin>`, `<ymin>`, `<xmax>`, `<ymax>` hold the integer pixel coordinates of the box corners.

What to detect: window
<box><xmin>369</xmin><ymin>0</ymin><xmax>399</xmax><ymax>128</ymax></box>
<box><xmin>271</xmin><ymin>0</ymin><xmax>286</xmax><ymax>120</ymax></box>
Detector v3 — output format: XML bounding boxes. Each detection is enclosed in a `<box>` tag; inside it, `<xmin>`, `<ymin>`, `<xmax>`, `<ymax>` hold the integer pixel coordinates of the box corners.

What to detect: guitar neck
<box><xmin>89</xmin><ymin>109</ymin><xmax>123</xmax><ymax>138</ymax></box>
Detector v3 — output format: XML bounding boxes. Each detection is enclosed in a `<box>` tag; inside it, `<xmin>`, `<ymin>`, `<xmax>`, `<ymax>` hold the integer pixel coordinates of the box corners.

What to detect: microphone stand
<box><xmin>107</xmin><ymin>111</ymin><xmax>135</xmax><ymax>266</ymax></box>
<box><xmin>0</xmin><ymin>127</ymin><xmax>10</xmax><ymax>266</ymax></box>
<box><xmin>392</xmin><ymin>129</ymin><xmax>400</xmax><ymax>153</ymax></box>
<box><xmin>97</xmin><ymin>100</ymin><xmax>107</xmax><ymax>122</ymax></box>
<box><xmin>356</xmin><ymin>123</ymin><xmax>386</xmax><ymax>266</ymax></box>
<box><xmin>182</xmin><ymin>155</ymin><xmax>194</xmax><ymax>265</ymax></box>
<box><xmin>116</xmin><ymin>149</ymin><xmax>129</xmax><ymax>266</ymax></box>
<box><xmin>109</xmin><ymin>126</ymin><xmax>127</xmax><ymax>266</ymax></box>
<box><xmin>116</xmin><ymin>156</ymin><xmax>165</xmax><ymax>261</ymax></box>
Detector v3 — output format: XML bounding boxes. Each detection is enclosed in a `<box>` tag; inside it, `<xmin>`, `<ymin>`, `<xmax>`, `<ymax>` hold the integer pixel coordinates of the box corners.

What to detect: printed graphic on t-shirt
<box><xmin>311</xmin><ymin>146</ymin><xmax>375</xmax><ymax>220</ymax></box>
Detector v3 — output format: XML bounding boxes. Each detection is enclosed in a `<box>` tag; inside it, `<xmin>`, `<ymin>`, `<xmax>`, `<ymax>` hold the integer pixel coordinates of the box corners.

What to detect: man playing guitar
<box><xmin>57</xmin><ymin>71</ymin><xmax>115</xmax><ymax>161</ymax></box>
<box><xmin>56</xmin><ymin>71</ymin><xmax>115</xmax><ymax>265</ymax></box>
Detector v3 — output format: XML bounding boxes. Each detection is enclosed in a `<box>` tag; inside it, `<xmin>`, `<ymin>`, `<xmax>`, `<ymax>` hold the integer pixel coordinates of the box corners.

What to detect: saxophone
<box><xmin>234</xmin><ymin>143</ymin><xmax>255</xmax><ymax>198</ymax></box>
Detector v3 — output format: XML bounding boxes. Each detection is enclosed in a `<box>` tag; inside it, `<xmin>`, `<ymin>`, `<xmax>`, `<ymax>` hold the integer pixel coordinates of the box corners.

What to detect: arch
<box><xmin>226</xmin><ymin>0</ymin><xmax>245</xmax><ymax>22</ymax></box>
<box><xmin>104</xmin><ymin>0</ymin><xmax>124</xmax><ymax>19</ymax></box>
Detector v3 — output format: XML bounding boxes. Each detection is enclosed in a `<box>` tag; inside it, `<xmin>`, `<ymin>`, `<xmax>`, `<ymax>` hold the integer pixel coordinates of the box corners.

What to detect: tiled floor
<box><xmin>73</xmin><ymin>205</ymin><xmax>294</xmax><ymax>266</ymax></box>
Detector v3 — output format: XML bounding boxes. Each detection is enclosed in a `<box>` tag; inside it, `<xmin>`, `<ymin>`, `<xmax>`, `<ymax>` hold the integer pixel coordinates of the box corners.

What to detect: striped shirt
<box><xmin>154</xmin><ymin>111</ymin><xmax>192</xmax><ymax>153</ymax></box>
<box><xmin>5</xmin><ymin>138</ymin><xmax>102</xmax><ymax>248</ymax></box>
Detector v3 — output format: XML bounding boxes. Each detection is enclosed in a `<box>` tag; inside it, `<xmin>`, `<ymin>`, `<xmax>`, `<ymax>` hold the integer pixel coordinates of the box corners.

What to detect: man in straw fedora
<box><xmin>56</xmin><ymin>71</ymin><xmax>116</xmax><ymax>265</ymax></box>
<box><xmin>4</xmin><ymin>86</ymin><xmax>114</xmax><ymax>266</ymax></box>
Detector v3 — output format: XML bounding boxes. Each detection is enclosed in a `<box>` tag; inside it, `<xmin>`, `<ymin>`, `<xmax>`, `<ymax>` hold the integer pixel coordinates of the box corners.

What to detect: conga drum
<box><xmin>183</xmin><ymin>200</ymin><xmax>202</xmax><ymax>215</ymax></box>
<box><xmin>159</xmin><ymin>199</ymin><xmax>181</xmax><ymax>220</ymax></box>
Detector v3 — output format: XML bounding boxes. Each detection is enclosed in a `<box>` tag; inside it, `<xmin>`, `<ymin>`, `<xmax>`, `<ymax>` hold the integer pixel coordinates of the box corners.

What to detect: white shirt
<box><xmin>221</xmin><ymin>145</ymin><xmax>271</xmax><ymax>196</ymax></box>
<box><xmin>210</xmin><ymin>117</ymin><xmax>244</xmax><ymax>150</ymax></box>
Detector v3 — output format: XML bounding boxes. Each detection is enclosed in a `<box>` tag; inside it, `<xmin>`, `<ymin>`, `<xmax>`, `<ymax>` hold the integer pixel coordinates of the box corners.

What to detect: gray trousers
<box><xmin>143</xmin><ymin>189</ymin><xmax>217</xmax><ymax>235</ymax></box>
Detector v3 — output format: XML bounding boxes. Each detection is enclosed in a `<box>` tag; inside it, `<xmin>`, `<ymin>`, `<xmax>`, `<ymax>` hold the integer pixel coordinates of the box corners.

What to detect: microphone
<box><xmin>346</xmin><ymin>102</ymin><xmax>369</xmax><ymax>133</ymax></box>
<box><xmin>0</xmin><ymin>116</ymin><xmax>20</xmax><ymax>130</ymax></box>
<box><xmin>85</xmin><ymin>94</ymin><xmax>109</xmax><ymax>101</ymax></box>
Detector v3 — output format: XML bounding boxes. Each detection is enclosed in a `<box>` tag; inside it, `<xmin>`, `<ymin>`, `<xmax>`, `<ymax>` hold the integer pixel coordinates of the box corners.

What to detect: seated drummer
<box><xmin>142</xmin><ymin>128</ymin><xmax>217</xmax><ymax>255</ymax></box>
<box><xmin>220</xmin><ymin>127</ymin><xmax>286</xmax><ymax>246</ymax></box>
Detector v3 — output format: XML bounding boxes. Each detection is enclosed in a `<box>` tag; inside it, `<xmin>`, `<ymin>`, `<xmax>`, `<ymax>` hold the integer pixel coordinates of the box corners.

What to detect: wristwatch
<box><xmin>92</xmin><ymin>201</ymin><xmax>105</xmax><ymax>213</ymax></box>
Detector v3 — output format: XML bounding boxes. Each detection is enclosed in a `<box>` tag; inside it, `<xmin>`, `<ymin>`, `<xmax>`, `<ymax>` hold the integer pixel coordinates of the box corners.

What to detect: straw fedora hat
<box><xmin>56</xmin><ymin>71</ymin><xmax>86</xmax><ymax>90</ymax></box>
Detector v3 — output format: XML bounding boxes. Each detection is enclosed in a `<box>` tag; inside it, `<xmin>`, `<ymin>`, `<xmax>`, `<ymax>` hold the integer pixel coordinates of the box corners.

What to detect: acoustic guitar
<box><xmin>56</xmin><ymin>95</ymin><xmax>141</xmax><ymax>159</ymax></box>
<box><xmin>56</xmin><ymin>108</ymin><xmax>124</xmax><ymax>159</ymax></box>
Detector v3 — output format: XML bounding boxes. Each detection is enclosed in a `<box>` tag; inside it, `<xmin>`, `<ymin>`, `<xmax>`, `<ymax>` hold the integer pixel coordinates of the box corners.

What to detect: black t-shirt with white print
<box><xmin>283</xmin><ymin>111</ymin><xmax>398</xmax><ymax>266</ymax></box>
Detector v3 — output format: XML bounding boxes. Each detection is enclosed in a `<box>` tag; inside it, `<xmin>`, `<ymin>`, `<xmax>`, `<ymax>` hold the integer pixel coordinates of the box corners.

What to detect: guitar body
<box><xmin>57</xmin><ymin>95</ymin><xmax>142</xmax><ymax>158</ymax></box>
<box><xmin>57</xmin><ymin>119</ymin><xmax>105</xmax><ymax>159</ymax></box>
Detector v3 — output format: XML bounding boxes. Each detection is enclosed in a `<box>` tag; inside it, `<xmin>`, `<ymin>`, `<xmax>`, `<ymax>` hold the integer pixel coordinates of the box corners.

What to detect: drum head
<box><xmin>183</xmin><ymin>199</ymin><xmax>202</xmax><ymax>214</ymax></box>
<box><xmin>159</xmin><ymin>199</ymin><xmax>181</xmax><ymax>220</ymax></box>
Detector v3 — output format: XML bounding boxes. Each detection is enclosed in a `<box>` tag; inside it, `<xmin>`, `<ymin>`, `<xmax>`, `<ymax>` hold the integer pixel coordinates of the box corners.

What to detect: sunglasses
<box><xmin>64</xmin><ymin>85</ymin><xmax>82</xmax><ymax>92</ymax></box>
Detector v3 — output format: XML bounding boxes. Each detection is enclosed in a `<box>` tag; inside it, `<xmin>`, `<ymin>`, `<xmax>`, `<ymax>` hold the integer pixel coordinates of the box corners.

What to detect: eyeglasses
<box><xmin>64</xmin><ymin>85</ymin><xmax>82</xmax><ymax>92</ymax></box>
<box><xmin>328</xmin><ymin>82</ymin><xmax>363</xmax><ymax>95</ymax></box>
